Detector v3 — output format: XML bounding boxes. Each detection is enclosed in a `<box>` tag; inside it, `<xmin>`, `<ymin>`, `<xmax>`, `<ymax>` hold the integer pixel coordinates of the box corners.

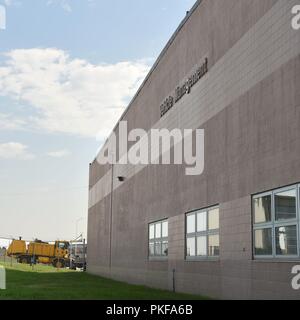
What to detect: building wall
<box><xmin>87</xmin><ymin>0</ymin><xmax>300</xmax><ymax>299</ymax></box>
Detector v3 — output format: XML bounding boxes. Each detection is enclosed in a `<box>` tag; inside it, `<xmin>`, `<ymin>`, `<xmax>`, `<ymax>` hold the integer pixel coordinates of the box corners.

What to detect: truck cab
<box><xmin>69</xmin><ymin>243</ymin><xmax>87</xmax><ymax>270</ymax></box>
<box><xmin>54</xmin><ymin>241</ymin><xmax>69</xmax><ymax>258</ymax></box>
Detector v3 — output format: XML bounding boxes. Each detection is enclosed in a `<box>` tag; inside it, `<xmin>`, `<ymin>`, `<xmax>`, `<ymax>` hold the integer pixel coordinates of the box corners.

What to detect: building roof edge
<box><xmin>92</xmin><ymin>0</ymin><xmax>203</xmax><ymax>163</ymax></box>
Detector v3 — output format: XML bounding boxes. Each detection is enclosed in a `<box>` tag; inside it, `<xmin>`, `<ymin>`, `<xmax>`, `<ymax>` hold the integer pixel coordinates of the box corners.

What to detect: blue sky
<box><xmin>0</xmin><ymin>0</ymin><xmax>196</xmax><ymax>244</ymax></box>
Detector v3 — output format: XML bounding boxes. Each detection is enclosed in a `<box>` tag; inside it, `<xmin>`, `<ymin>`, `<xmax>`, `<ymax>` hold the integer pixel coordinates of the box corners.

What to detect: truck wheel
<box><xmin>21</xmin><ymin>256</ymin><xmax>29</xmax><ymax>264</ymax></box>
<box><xmin>53</xmin><ymin>259</ymin><xmax>65</xmax><ymax>268</ymax></box>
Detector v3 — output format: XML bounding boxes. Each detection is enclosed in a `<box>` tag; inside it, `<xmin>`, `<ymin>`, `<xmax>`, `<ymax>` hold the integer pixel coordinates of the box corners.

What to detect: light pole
<box><xmin>109</xmin><ymin>151</ymin><xmax>115</xmax><ymax>270</ymax></box>
<box><xmin>75</xmin><ymin>217</ymin><xmax>85</xmax><ymax>239</ymax></box>
<box><xmin>9</xmin><ymin>235</ymin><xmax>13</xmax><ymax>267</ymax></box>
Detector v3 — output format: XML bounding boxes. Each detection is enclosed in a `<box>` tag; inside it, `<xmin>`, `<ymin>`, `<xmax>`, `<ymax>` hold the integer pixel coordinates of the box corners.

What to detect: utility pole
<box><xmin>109</xmin><ymin>162</ymin><xmax>114</xmax><ymax>270</ymax></box>
<box><xmin>75</xmin><ymin>218</ymin><xmax>84</xmax><ymax>239</ymax></box>
<box><xmin>83</xmin><ymin>238</ymin><xmax>86</xmax><ymax>272</ymax></box>
<box><xmin>9</xmin><ymin>239</ymin><xmax>12</xmax><ymax>267</ymax></box>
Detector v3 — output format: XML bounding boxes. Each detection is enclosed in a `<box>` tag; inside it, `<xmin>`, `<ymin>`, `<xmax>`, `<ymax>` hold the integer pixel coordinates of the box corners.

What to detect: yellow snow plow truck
<box><xmin>7</xmin><ymin>239</ymin><xmax>70</xmax><ymax>268</ymax></box>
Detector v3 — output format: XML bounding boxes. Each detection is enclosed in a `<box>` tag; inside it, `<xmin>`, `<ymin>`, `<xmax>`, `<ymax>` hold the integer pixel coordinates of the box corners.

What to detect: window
<box><xmin>253</xmin><ymin>184</ymin><xmax>300</xmax><ymax>259</ymax></box>
<box><xmin>58</xmin><ymin>242</ymin><xmax>68</xmax><ymax>250</ymax></box>
<box><xmin>149</xmin><ymin>220</ymin><xmax>168</xmax><ymax>258</ymax></box>
<box><xmin>186</xmin><ymin>206</ymin><xmax>220</xmax><ymax>259</ymax></box>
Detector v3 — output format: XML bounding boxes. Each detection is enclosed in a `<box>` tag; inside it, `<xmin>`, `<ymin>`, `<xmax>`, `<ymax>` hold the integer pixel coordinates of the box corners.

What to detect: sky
<box><xmin>0</xmin><ymin>0</ymin><xmax>196</xmax><ymax>245</ymax></box>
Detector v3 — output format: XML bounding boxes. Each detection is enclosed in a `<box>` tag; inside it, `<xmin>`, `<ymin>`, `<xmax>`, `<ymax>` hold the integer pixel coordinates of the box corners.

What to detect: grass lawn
<box><xmin>0</xmin><ymin>262</ymin><xmax>207</xmax><ymax>300</ymax></box>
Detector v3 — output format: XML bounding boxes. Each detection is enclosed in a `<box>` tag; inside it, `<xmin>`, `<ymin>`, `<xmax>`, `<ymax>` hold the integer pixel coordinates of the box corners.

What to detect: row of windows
<box><xmin>148</xmin><ymin>183</ymin><xmax>300</xmax><ymax>261</ymax></box>
<box><xmin>148</xmin><ymin>206</ymin><xmax>220</xmax><ymax>259</ymax></box>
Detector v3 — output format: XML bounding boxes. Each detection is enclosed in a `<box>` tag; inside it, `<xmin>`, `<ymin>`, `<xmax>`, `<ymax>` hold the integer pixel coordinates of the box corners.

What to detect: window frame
<box><xmin>148</xmin><ymin>219</ymin><xmax>168</xmax><ymax>260</ymax></box>
<box><xmin>253</xmin><ymin>184</ymin><xmax>300</xmax><ymax>260</ymax></box>
<box><xmin>185</xmin><ymin>205</ymin><xmax>220</xmax><ymax>261</ymax></box>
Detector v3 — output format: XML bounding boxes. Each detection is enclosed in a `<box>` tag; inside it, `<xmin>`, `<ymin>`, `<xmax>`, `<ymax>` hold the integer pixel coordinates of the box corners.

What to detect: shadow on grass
<box><xmin>0</xmin><ymin>268</ymin><xmax>209</xmax><ymax>300</ymax></box>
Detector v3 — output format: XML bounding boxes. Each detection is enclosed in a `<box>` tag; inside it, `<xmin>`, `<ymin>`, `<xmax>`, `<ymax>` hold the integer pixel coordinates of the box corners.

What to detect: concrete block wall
<box><xmin>87</xmin><ymin>0</ymin><xmax>300</xmax><ymax>299</ymax></box>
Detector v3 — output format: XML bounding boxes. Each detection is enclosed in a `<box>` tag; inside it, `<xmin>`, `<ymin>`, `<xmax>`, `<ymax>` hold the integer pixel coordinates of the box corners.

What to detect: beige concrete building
<box><xmin>87</xmin><ymin>0</ymin><xmax>300</xmax><ymax>299</ymax></box>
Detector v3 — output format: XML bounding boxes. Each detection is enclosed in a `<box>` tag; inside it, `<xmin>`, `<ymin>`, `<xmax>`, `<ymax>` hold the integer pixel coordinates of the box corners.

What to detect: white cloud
<box><xmin>0</xmin><ymin>142</ymin><xmax>35</xmax><ymax>160</ymax></box>
<box><xmin>87</xmin><ymin>0</ymin><xmax>96</xmax><ymax>7</ymax></box>
<box><xmin>0</xmin><ymin>113</ymin><xmax>25</xmax><ymax>130</ymax></box>
<box><xmin>46</xmin><ymin>0</ymin><xmax>72</xmax><ymax>13</ymax></box>
<box><xmin>47</xmin><ymin>149</ymin><xmax>70</xmax><ymax>158</ymax></box>
<box><xmin>62</xmin><ymin>2</ymin><xmax>71</xmax><ymax>12</ymax></box>
<box><xmin>3</xmin><ymin>0</ymin><xmax>21</xmax><ymax>7</ymax></box>
<box><xmin>46</xmin><ymin>0</ymin><xmax>97</xmax><ymax>12</ymax></box>
<box><xmin>0</xmin><ymin>48</ymin><xmax>150</xmax><ymax>139</ymax></box>
<box><xmin>4</xmin><ymin>0</ymin><xmax>13</xmax><ymax>5</ymax></box>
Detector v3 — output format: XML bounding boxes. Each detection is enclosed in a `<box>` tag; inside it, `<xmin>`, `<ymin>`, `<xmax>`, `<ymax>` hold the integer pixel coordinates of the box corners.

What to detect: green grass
<box><xmin>0</xmin><ymin>260</ymin><xmax>69</xmax><ymax>273</ymax></box>
<box><xmin>0</xmin><ymin>262</ymin><xmax>207</xmax><ymax>300</ymax></box>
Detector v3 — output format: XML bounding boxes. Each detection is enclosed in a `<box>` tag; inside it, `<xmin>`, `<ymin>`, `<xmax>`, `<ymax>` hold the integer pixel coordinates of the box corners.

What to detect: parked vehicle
<box><xmin>7</xmin><ymin>238</ymin><xmax>70</xmax><ymax>268</ymax></box>
<box><xmin>69</xmin><ymin>242</ymin><xmax>87</xmax><ymax>270</ymax></box>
